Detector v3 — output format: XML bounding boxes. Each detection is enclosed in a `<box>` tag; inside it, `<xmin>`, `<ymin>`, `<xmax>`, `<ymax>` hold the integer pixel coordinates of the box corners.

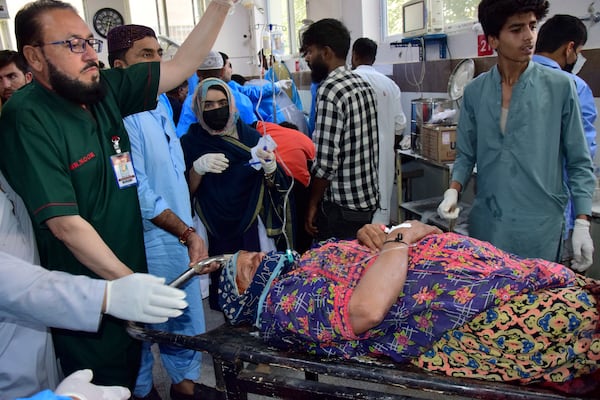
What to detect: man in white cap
<box><xmin>176</xmin><ymin>49</ymin><xmax>252</xmax><ymax>137</ymax></box>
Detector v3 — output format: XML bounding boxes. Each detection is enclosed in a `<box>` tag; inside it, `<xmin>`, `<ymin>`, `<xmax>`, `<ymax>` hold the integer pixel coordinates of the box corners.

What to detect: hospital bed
<box><xmin>126</xmin><ymin>256</ymin><xmax>597</xmax><ymax>400</ymax></box>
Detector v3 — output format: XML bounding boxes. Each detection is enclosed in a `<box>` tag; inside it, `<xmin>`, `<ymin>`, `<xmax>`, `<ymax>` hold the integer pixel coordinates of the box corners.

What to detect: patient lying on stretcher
<box><xmin>218</xmin><ymin>221</ymin><xmax>600</xmax><ymax>395</ymax></box>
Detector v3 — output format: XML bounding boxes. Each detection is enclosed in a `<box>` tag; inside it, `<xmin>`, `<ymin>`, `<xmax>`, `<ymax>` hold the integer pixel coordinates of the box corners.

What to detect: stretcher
<box><xmin>126</xmin><ymin>256</ymin><xmax>598</xmax><ymax>400</ymax></box>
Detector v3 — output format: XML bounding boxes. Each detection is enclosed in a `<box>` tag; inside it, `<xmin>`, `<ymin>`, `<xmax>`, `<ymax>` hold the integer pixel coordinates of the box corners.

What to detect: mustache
<box><xmin>81</xmin><ymin>62</ymin><xmax>100</xmax><ymax>73</ymax></box>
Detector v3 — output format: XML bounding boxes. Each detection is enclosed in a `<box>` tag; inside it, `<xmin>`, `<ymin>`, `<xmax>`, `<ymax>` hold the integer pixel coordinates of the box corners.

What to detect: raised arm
<box><xmin>350</xmin><ymin>221</ymin><xmax>441</xmax><ymax>335</ymax></box>
<box><xmin>159</xmin><ymin>0</ymin><xmax>236</xmax><ymax>93</ymax></box>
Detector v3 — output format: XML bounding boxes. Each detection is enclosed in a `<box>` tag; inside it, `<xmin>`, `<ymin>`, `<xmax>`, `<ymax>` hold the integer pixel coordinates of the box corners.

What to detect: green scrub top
<box><xmin>0</xmin><ymin>62</ymin><xmax>160</xmax><ymax>387</ymax></box>
<box><xmin>452</xmin><ymin>62</ymin><xmax>595</xmax><ymax>261</ymax></box>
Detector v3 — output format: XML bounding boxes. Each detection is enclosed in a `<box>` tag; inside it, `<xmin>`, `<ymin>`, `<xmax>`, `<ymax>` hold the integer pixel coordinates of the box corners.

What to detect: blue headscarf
<box><xmin>191</xmin><ymin>77</ymin><xmax>239</xmax><ymax>136</ymax></box>
<box><xmin>218</xmin><ymin>250</ymin><xmax>298</xmax><ymax>326</ymax></box>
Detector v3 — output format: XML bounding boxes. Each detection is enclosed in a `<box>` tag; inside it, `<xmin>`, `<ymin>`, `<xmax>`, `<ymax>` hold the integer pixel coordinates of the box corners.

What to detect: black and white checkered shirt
<box><xmin>312</xmin><ymin>66</ymin><xmax>379</xmax><ymax>211</ymax></box>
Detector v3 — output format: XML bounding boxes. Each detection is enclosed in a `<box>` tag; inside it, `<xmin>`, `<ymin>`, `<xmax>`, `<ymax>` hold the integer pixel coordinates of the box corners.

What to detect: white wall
<box><xmin>373</xmin><ymin>1</ymin><xmax>600</xmax><ymax>64</ymax></box>
<box><xmin>306</xmin><ymin>0</ymin><xmax>341</xmax><ymax>22</ymax></box>
<box><xmin>85</xmin><ymin>0</ymin><xmax>130</xmax><ymax>66</ymax></box>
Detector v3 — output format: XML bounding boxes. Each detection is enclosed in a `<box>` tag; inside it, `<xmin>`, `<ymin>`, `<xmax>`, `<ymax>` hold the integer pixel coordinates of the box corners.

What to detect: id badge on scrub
<box><xmin>110</xmin><ymin>152</ymin><xmax>138</xmax><ymax>189</ymax></box>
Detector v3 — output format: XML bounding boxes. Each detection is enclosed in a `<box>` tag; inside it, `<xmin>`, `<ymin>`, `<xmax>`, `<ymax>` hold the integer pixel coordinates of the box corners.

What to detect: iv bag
<box><xmin>272</xmin><ymin>28</ymin><xmax>285</xmax><ymax>57</ymax></box>
<box><xmin>262</xmin><ymin>31</ymin><xmax>271</xmax><ymax>57</ymax></box>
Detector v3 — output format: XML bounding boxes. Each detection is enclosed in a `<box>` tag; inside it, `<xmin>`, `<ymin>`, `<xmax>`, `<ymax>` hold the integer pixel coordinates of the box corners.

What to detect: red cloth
<box><xmin>255</xmin><ymin>121</ymin><xmax>315</xmax><ymax>187</ymax></box>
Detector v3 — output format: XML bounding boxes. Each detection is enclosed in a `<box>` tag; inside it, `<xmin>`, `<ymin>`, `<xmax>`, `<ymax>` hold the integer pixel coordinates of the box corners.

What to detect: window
<box><xmin>266</xmin><ymin>0</ymin><xmax>307</xmax><ymax>56</ymax></box>
<box><xmin>2</xmin><ymin>0</ymin><xmax>85</xmax><ymax>49</ymax></box>
<box><xmin>129</xmin><ymin>0</ymin><xmax>200</xmax><ymax>44</ymax></box>
<box><xmin>383</xmin><ymin>0</ymin><xmax>478</xmax><ymax>38</ymax></box>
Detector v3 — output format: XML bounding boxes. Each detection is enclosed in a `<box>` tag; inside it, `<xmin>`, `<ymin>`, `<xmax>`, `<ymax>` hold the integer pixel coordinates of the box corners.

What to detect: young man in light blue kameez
<box><xmin>108</xmin><ymin>25</ymin><xmax>210</xmax><ymax>400</ymax></box>
<box><xmin>438</xmin><ymin>0</ymin><xmax>596</xmax><ymax>272</ymax></box>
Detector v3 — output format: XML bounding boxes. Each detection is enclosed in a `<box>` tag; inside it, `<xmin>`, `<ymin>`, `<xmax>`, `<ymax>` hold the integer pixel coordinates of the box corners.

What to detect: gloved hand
<box><xmin>275</xmin><ymin>79</ymin><xmax>293</xmax><ymax>91</ymax></box>
<box><xmin>105</xmin><ymin>274</ymin><xmax>188</xmax><ymax>324</ymax></box>
<box><xmin>193</xmin><ymin>153</ymin><xmax>229</xmax><ymax>175</ymax></box>
<box><xmin>256</xmin><ymin>147</ymin><xmax>276</xmax><ymax>175</ymax></box>
<box><xmin>55</xmin><ymin>369</ymin><xmax>130</xmax><ymax>400</ymax></box>
<box><xmin>437</xmin><ymin>188</ymin><xmax>460</xmax><ymax>220</ymax></box>
<box><xmin>571</xmin><ymin>219</ymin><xmax>594</xmax><ymax>272</ymax></box>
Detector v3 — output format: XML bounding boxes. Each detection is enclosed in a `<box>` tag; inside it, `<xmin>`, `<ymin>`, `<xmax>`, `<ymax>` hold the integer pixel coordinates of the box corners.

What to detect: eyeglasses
<box><xmin>36</xmin><ymin>38</ymin><xmax>103</xmax><ymax>54</ymax></box>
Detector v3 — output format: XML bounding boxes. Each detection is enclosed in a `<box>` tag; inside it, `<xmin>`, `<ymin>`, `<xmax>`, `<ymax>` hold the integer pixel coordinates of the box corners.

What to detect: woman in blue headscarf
<box><xmin>180</xmin><ymin>77</ymin><xmax>294</xmax><ymax>309</ymax></box>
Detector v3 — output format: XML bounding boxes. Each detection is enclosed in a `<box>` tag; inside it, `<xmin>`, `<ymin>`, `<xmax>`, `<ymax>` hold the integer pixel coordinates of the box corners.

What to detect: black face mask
<box><xmin>203</xmin><ymin>106</ymin><xmax>230</xmax><ymax>131</ymax></box>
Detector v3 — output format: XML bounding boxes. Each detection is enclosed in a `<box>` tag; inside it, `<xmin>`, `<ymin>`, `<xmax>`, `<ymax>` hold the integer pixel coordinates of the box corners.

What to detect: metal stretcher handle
<box><xmin>168</xmin><ymin>254</ymin><xmax>232</xmax><ymax>288</ymax></box>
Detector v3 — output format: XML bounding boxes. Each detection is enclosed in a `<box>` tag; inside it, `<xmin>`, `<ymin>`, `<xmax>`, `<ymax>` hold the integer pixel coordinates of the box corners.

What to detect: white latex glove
<box><xmin>256</xmin><ymin>147</ymin><xmax>276</xmax><ymax>175</ymax></box>
<box><xmin>55</xmin><ymin>369</ymin><xmax>130</xmax><ymax>400</ymax></box>
<box><xmin>571</xmin><ymin>219</ymin><xmax>594</xmax><ymax>272</ymax></box>
<box><xmin>193</xmin><ymin>153</ymin><xmax>229</xmax><ymax>175</ymax></box>
<box><xmin>275</xmin><ymin>79</ymin><xmax>292</xmax><ymax>91</ymax></box>
<box><xmin>437</xmin><ymin>188</ymin><xmax>460</xmax><ymax>220</ymax></box>
<box><xmin>105</xmin><ymin>273</ymin><xmax>188</xmax><ymax>324</ymax></box>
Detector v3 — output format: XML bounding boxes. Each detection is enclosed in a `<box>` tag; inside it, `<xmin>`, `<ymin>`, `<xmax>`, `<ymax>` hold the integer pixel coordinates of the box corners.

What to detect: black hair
<box><xmin>108</xmin><ymin>49</ymin><xmax>128</xmax><ymax>68</ymax></box>
<box><xmin>279</xmin><ymin>121</ymin><xmax>299</xmax><ymax>130</ymax></box>
<box><xmin>197</xmin><ymin>69</ymin><xmax>222</xmax><ymax>80</ymax></box>
<box><xmin>0</xmin><ymin>50</ymin><xmax>30</xmax><ymax>73</ymax></box>
<box><xmin>220</xmin><ymin>51</ymin><xmax>229</xmax><ymax>65</ymax></box>
<box><xmin>352</xmin><ymin>38</ymin><xmax>377</xmax><ymax>65</ymax></box>
<box><xmin>478</xmin><ymin>0</ymin><xmax>549</xmax><ymax>39</ymax></box>
<box><xmin>15</xmin><ymin>0</ymin><xmax>77</xmax><ymax>54</ymax></box>
<box><xmin>301</xmin><ymin>18</ymin><xmax>350</xmax><ymax>59</ymax></box>
<box><xmin>535</xmin><ymin>14</ymin><xmax>587</xmax><ymax>53</ymax></box>
<box><xmin>208</xmin><ymin>83</ymin><xmax>228</xmax><ymax>97</ymax></box>
<box><xmin>231</xmin><ymin>73</ymin><xmax>247</xmax><ymax>85</ymax></box>
<box><xmin>166</xmin><ymin>80</ymin><xmax>188</xmax><ymax>96</ymax></box>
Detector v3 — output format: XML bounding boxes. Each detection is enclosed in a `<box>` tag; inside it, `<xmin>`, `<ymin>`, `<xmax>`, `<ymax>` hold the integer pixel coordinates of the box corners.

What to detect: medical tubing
<box><xmin>256</xmin><ymin>126</ymin><xmax>294</xmax><ymax>252</ymax></box>
<box><xmin>254</xmin><ymin>23</ymin><xmax>295</xmax><ymax>251</ymax></box>
<box><xmin>255</xmin><ymin>24</ymin><xmax>270</xmax><ymax>123</ymax></box>
<box><xmin>267</xmin><ymin>144</ymin><xmax>294</xmax><ymax>251</ymax></box>
<box><xmin>383</xmin><ymin>239</ymin><xmax>409</xmax><ymax>246</ymax></box>
<box><xmin>348</xmin><ymin>242</ymin><xmax>417</xmax><ymax>270</ymax></box>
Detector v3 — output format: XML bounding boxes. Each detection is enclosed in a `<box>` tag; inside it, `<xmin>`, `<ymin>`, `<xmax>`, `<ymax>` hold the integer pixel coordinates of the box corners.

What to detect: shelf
<box><xmin>400</xmin><ymin>196</ymin><xmax>470</xmax><ymax>234</ymax></box>
<box><xmin>390</xmin><ymin>33</ymin><xmax>448</xmax><ymax>61</ymax></box>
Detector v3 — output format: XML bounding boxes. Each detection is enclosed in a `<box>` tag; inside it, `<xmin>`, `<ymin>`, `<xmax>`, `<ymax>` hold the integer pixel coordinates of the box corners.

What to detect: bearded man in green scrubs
<box><xmin>0</xmin><ymin>0</ymin><xmax>237</xmax><ymax>389</ymax></box>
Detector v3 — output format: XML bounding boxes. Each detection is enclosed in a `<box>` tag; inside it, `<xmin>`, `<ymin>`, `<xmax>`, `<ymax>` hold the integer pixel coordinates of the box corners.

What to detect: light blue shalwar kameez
<box><xmin>452</xmin><ymin>62</ymin><xmax>595</xmax><ymax>261</ymax></box>
<box><xmin>532</xmin><ymin>54</ymin><xmax>597</xmax><ymax>237</ymax></box>
<box><xmin>124</xmin><ymin>94</ymin><xmax>204</xmax><ymax>396</ymax></box>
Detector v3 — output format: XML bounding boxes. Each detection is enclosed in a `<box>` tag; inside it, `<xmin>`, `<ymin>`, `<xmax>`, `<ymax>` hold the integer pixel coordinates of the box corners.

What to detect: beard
<box><xmin>47</xmin><ymin>59</ymin><xmax>106</xmax><ymax>105</ymax></box>
<box><xmin>309</xmin><ymin>57</ymin><xmax>330</xmax><ymax>83</ymax></box>
<box><xmin>563</xmin><ymin>62</ymin><xmax>575</xmax><ymax>73</ymax></box>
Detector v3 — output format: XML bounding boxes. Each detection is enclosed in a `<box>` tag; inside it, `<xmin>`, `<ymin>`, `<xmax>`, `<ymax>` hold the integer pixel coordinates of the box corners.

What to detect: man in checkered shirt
<box><xmin>301</xmin><ymin>18</ymin><xmax>380</xmax><ymax>241</ymax></box>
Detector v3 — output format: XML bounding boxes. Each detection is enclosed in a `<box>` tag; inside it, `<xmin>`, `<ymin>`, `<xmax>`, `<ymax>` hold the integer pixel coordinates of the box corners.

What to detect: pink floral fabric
<box><xmin>259</xmin><ymin>233</ymin><xmax>575</xmax><ymax>362</ymax></box>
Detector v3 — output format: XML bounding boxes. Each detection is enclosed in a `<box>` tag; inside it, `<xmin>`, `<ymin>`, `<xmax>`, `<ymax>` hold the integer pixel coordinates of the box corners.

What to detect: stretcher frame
<box><xmin>127</xmin><ymin>255</ymin><xmax>596</xmax><ymax>400</ymax></box>
<box><xmin>127</xmin><ymin>321</ymin><xmax>596</xmax><ymax>400</ymax></box>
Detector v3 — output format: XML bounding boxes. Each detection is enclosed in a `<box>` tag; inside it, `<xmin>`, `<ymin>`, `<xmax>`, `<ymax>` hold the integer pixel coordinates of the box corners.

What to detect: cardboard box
<box><xmin>420</xmin><ymin>124</ymin><xmax>457</xmax><ymax>162</ymax></box>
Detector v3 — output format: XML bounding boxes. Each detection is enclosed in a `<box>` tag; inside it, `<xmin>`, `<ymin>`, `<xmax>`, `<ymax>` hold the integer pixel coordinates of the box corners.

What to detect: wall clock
<box><xmin>93</xmin><ymin>7</ymin><xmax>124</xmax><ymax>38</ymax></box>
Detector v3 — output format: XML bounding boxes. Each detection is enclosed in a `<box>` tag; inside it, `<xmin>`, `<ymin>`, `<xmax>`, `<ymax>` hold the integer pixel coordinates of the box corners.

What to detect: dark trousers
<box><xmin>315</xmin><ymin>201</ymin><xmax>374</xmax><ymax>241</ymax></box>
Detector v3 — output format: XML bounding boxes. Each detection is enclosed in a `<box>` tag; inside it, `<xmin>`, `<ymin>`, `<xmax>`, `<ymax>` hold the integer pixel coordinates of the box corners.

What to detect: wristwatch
<box><xmin>178</xmin><ymin>226</ymin><xmax>196</xmax><ymax>245</ymax></box>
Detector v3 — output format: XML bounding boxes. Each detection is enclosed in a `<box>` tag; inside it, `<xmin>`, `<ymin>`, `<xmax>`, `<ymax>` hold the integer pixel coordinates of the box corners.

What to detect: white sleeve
<box><xmin>0</xmin><ymin>251</ymin><xmax>105</xmax><ymax>332</ymax></box>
